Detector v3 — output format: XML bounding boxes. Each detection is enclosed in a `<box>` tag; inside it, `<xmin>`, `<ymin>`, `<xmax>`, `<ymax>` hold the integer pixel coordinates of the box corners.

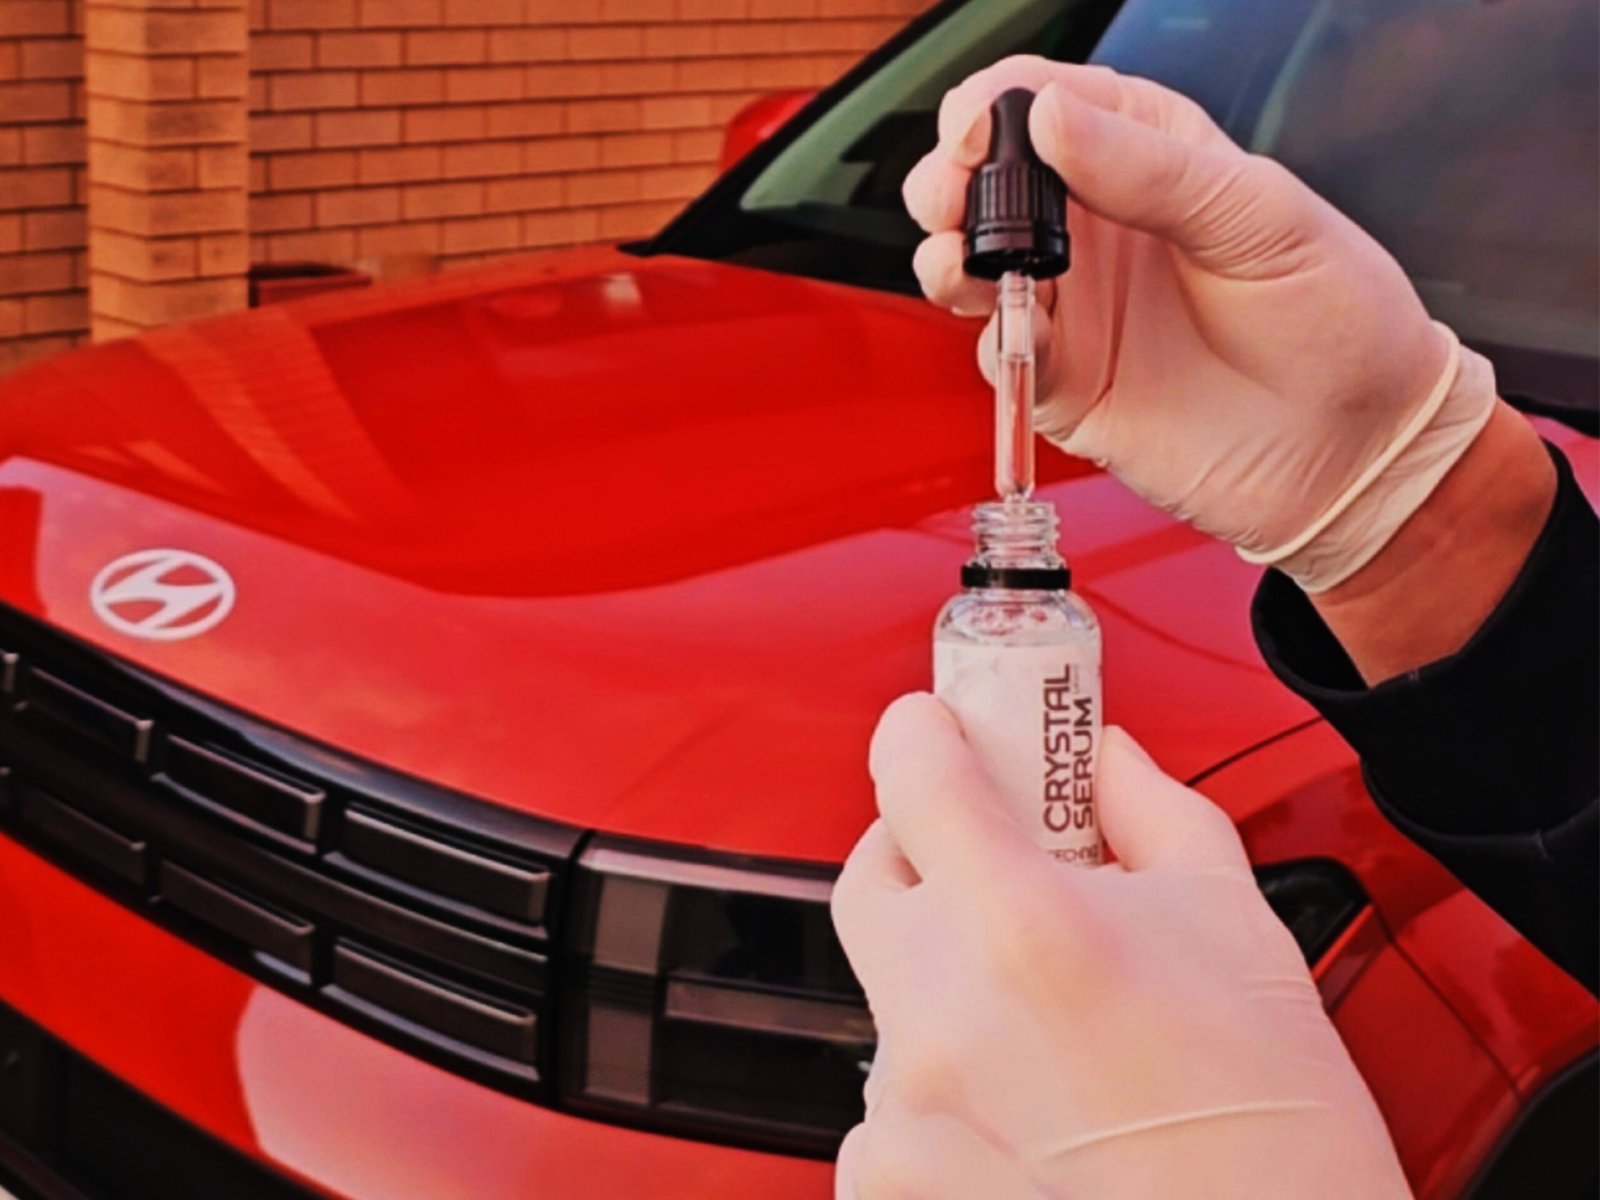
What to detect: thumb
<box><xmin>1096</xmin><ymin>727</ymin><xmax>1251</xmax><ymax>874</ymax></box>
<box><xmin>1029</xmin><ymin>79</ymin><xmax>1312</xmax><ymax>276</ymax></box>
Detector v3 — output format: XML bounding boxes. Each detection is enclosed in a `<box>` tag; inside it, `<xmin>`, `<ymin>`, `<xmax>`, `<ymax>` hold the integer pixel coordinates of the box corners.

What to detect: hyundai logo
<box><xmin>90</xmin><ymin>549</ymin><xmax>236</xmax><ymax>641</ymax></box>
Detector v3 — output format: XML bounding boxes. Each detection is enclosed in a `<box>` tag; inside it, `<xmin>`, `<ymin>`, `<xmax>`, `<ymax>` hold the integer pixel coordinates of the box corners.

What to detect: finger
<box><xmin>835</xmin><ymin>1123</ymin><xmax>866</xmax><ymax>1200</ymax></box>
<box><xmin>868</xmin><ymin>693</ymin><xmax>1035</xmax><ymax>888</ymax></box>
<box><xmin>841</xmin><ymin>1108</ymin><xmax>1046</xmax><ymax>1200</ymax></box>
<box><xmin>1096</xmin><ymin>727</ymin><xmax>1251</xmax><ymax>874</ymax></box>
<box><xmin>832</xmin><ymin>821</ymin><xmax>918</xmax><ymax>996</ymax></box>
<box><xmin>902</xmin><ymin>148</ymin><xmax>970</xmax><ymax>235</ymax></box>
<box><xmin>912</xmin><ymin>232</ymin><xmax>995</xmax><ymax>316</ymax></box>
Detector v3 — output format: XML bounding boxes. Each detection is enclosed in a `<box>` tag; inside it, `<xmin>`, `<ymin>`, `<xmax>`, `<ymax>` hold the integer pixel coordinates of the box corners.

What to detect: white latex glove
<box><xmin>832</xmin><ymin>694</ymin><xmax>1413</xmax><ymax>1200</ymax></box>
<box><xmin>903</xmin><ymin>59</ymin><xmax>1496</xmax><ymax>592</ymax></box>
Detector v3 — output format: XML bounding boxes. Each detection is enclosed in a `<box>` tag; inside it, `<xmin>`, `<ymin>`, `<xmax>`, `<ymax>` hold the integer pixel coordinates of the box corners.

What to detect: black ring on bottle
<box><xmin>961</xmin><ymin>564</ymin><xmax>1072</xmax><ymax>591</ymax></box>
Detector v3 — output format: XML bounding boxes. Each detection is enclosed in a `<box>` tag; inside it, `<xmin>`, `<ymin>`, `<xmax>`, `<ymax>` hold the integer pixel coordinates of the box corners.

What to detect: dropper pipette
<box><xmin>962</xmin><ymin>88</ymin><xmax>1069</xmax><ymax>503</ymax></box>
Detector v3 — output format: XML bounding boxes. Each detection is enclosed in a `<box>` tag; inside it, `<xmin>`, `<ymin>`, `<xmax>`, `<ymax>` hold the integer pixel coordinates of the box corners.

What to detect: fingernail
<box><xmin>955</xmin><ymin>109</ymin><xmax>989</xmax><ymax>160</ymax></box>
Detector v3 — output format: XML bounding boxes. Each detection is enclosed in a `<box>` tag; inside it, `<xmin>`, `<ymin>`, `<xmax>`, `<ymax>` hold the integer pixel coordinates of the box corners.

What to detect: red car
<box><xmin>1</xmin><ymin>1</ymin><xmax>1595</xmax><ymax>1198</ymax></box>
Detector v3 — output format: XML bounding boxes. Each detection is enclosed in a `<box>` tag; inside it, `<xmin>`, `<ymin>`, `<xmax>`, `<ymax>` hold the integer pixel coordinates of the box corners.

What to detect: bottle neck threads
<box><xmin>962</xmin><ymin>500</ymin><xmax>1071</xmax><ymax>591</ymax></box>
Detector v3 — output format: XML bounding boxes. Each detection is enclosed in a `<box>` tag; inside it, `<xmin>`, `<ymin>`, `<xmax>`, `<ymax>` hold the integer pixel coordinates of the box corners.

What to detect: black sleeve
<box><xmin>1252</xmin><ymin>442</ymin><xmax>1598</xmax><ymax>995</ymax></box>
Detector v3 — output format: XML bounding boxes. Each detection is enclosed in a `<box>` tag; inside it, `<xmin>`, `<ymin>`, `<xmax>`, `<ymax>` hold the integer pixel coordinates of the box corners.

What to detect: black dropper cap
<box><xmin>963</xmin><ymin>88</ymin><xmax>1070</xmax><ymax>281</ymax></box>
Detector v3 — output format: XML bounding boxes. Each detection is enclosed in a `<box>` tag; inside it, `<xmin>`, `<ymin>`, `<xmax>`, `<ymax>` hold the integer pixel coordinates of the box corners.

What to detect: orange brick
<box><xmin>360</xmin><ymin>67</ymin><xmax>444</xmax><ymax>106</ymax></box>
<box><xmin>564</xmin><ymin>170</ymin><xmax>640</xmax><ymax>206</ymax></box>
<box><xmin>19</xmin><ymin>37</ymin><xmax>82</xmax><ymax>80</ymax></box>
<box><xmin>751</xmin><ymin>0</ymin><xmax>818</xmax><ymax>14</ymax></box>
<box><xmin>598</xmin><ymin>131</ymin><xmax>674</xmax><ymax>168</ymax></box>
<box><xmin>23</xmin><ymin>123</ymin><xmax>86</xmax><ymax>166</ymax></box>
<box><xmin>643</xmin><ymin>23</ymin><xmax>716</xmax><ymax>58</ymax></box>
<box><xmin>268</xmin><ymin>0</ymin><xmax>355</xmax><ymax>31</ymax></box>
<box><xmin>1</xmin><ymin>333</ymin><xmax>82</xmax><ymax>368</ymax></box>
<box><xmin>401</xmin><ymin>179</ymin><xmax>480</xmax><ymax>218</ymax></box>
<box><xmin>249</xmin><ymin>155</ymin><xmax>268</xmax><ymax>191</ymax></box>
<box><xmin>597</xmin><ymin>61</ymin><xmax>675</xmax><ymax>96</ymax></box>
<box><xmin>24</xmin><ymin>290</ymin><xmax>88</xmax><ymax>334</ymax></box>
<box><xmin>598</xmin><ymin>198</ymin><xmax>679</xmax><ymax>239</ymax></box>
<box><xmin>0</xmin><ymin>131</ymin><xmax>23</xmax><ymax>169</ymax></box>
<box><xmin>521</xmin><ymin>207</ymin><xmax>597</xmax><ymax>246</ymax></box>
<box><xmin>783</xmin><ymin>18</ymin><xmax>873</xmax><ymax>51</ymax></box>
<box><xmin>0</xmin><ymin>44</ymin><xmax>19</xmax><ymax>81</ymax></box>
<box><xmin>316</xmin><ymin>185</ymin><xmax>400</xmax><ymax>226</ymax></box>
<box><xmin>197</xmin><ymin>144</ymin><xmax>248</xmax><ymax>188</ymax></box>
<box><xmin>486</xmin><ymin>27</ymin><xmax>566</xmax><ymax>63</ymax></box>
<box><xmin>600</xmin><ymin>0</ymin><xmax>674</xmax><ymax>18</ymax></box>
<box><xmin>524</xmin><ymin>0</ymin><xmax>604</xmax><ymax>22</ymax></box>
<box><xmin>568</xmin><ymin>25</ymin><xmax>643</xmax><ymax>61</ymax></box>
<box><xmin>357</xmin><ymin>0</ymin><xmax>442</xmax><ymax>27</ymax></box>
<box><xmin>86</xmin><ymin>9</ymin><xmax>245</xmax><ymax>56</ymax></box>
<box><xmin>673</xmin><ymin>56</ymin><xmax>750</xmax><ymax>91</ymax></box>
<box><xmin>356</xmin><ymin>219</ymin><xmax>440</xmax><ymax>257</ymax></box>
<box><xmin>250</xmin><ymin>111</ymin><xmax>314</xmax><ymax>151</ymax></box>
<box><xmin>93</xmin><ymin>185</ymin><xmax>247</xmax><ymax>237</ymax></box>
<box><xmin>90</xmin><ymin>226</ymin><xmax>194</xmax><ymax>281</ymax></box>
<box><xmin>443</xmin><ymin>0</ymin><xmax>521</xmax><ymax>24</ymax></box>
<box><xmin>483</xmin><ymin>173</ymin><xmax>561</xmax><ymax>212</ymax></box>
<box><xmin>441</xmin><ymin>213</ymin><xmax>518</xmax><ymax>254</ymax></box>
<box><xmin>441</xmin><ymin>140</ymin><xmax>522</xmax><ymax>179</ymax></box>
<box><xmin>0</xmin><ymin>250</ymin><xmax>75</xmax><ymax>296</ymax></box>
<box><xmin>0</xmin><ymin>299</ymin><xmax>21</xmax><ymax>338</ymax></box>
<box><xmin>197</xmin><ymin>55</ymin><xmax>249</xmax><ymax>100</ymax></box>
<box><xmin>93</xmin><ymin>274</ymin><xmax>245</xmax><ymax>324</ymax></box>
<box><xmin>262</xmin><ymin>227</ymin><xmax>356</xmax><ymax>262</ymax></box>
<box><xmin>708</xmin><ymin>90</ymin><xmax>761</xmax><ymax>121</ymax></box>
<box><xmin>401</xmin><ymin>104</ymin><xmax>484</xmax><ymax>143</ymax></box>
<box><xmin>90</xmin><ymin>96</ymin><xmax>247</xmax><ymax>147</ymax></box>
<box><xmin>565</xmin><ymin>98</ymin><xmax>639</xmax><ymax>134</ymax></box>
<box><xmin>640</xmin><ymin>163</ymin><xmax>714</xmax><ymax>201</ymax></box>
<box><xmin>404</xmin><ymin>29</ymin><xmax>484</xmax><ymax>66</ymax></box>
<box><xmin>523</xmin><ymin>135</ymin><xmax>600</xmax><ymax>174</ymax></box>
<box><xmin>445</xmin><ymin>66</ymin><xmax>523</xmax><ymax>103</ymax></box>
<box><xmin>483</xmin><ymin>101</ymin><xmax>562</xmax><ymax>139</ymax></box>
<box><xmin>357</xmin><ymin>144</ymin><xmax>440</xmax><ymax>183</ymax></box>
<box><xmin>22</xmin><ymin>208</ymin><xmax>85</xmax><ymax>250</ymax></box>
<box><xmin>640</xmin><ymin>94</ymin><xmax>712</xmax><ymax>129</ymax></box>
<box><xmin>198</xmin><ymin>230</ymin><xmax>249</xmax><ymax>276</ymax></box>
<box><xmin>248</xmin><ymin>190</ymin><xmax>311</xmax><ymax>231</ymax></box>
<box><xmin>672</xmin><ymin>127</ymin><xmax>722</xmax><ymax>163</ymax></box>
<box><xmin>0</xmin><ymin>81</ymin><xmax>74</xmax><ymax>123</ymax></box>
<box><xmin>270</xmin><ymin>70</ymin><xmax>358</xmax><ymax>110</ymax></box>
<box><xmin>524</xmin><ymin>62</ymin><xmax>603</xmax><ymax>98</ymax></box>
<box><xmin>86</xmin><ymin>51</ymin><xmax>196</xmax><ymax>102</ymax></box>
<box><xmin>0</xmin><ymin>215</ymin><xmax>22</xmax><ymax>253</ymax></box>
<box><xmin>87</xmin><ymin>142</ymin><xmax>197</xmax><ymax>191</ymax></box>
<box><xmin>252</xmin><ymin>32</ymin><xmax>314</xmax><ymax>71</ymax></box>
<box><xmin>318</xmin><ymin>31</ymin><xmax>402</xmax><ymax>69</ymax></box>
<box><xmin>0</xmin><ymin>3</ymin><xmax>73</xmax><ymax>38</ymax></box>
<box><xmin>0</xmin><ymin>166</ymin><xmax>74</xmax><ymax>210</ymax></box>
<box><xmin>266</xmin><ymin>148</ymin><xmax>356</xmax><ymax>189</ymax></box>
<box><xmin>712</xmin><ymin>23</ymin><xmax>786</xmax><ymax>53</ymax></box>
<box><xmin>678</xmin><ymin>0</ymin><xmax>746</xmax><ymax>17</ymax></box>
<box><xmin>315</xmin><ymin>107</ymin><xmax>401</xmax><ymax>147</ymax></box>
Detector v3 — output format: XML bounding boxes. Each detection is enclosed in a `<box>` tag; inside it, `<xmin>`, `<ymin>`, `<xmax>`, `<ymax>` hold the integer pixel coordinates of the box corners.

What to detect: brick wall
<box><xmin>247</xmin><ymin>0</ymin><xmax>927</xmax><ymax>272</ymax></box>
<box><xmin>1</xmin><ymin>0</ymin><xmax>932</xmax><ymax>373</ymax></box>
<box><xmin>0</xmin><ymin>0</ymin><xmax>89</xmax><ymax>374</ymax></box>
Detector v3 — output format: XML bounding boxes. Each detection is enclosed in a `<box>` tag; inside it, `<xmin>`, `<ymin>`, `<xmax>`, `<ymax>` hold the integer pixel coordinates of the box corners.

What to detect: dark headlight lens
<box><xmin>560</xmin><ymin>837</ymin><xmax>871</xmax><ymax>1156</ymax></box>
<box><xmin>559</xmin><ymin>840</ymin><xmax>1367</xmax><ymax>1157</ymax></box>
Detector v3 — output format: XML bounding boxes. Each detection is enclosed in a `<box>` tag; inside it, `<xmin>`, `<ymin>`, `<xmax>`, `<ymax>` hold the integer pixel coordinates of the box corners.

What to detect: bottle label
<box><xmin>933</xmin><ymin>642</ymin><xmax>1102</xmax><ymax>866</ymax></box>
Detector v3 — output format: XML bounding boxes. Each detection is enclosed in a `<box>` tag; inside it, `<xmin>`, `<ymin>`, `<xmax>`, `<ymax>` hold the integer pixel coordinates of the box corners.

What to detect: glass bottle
<box><xmin>933</xmin><ymin>500</ymin><xmax>1103</xmax><ymax>866</ymax></box>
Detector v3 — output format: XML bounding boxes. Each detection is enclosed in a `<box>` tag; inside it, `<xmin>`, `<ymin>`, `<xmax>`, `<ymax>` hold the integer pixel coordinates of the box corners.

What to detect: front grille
<box><xmin>0</xmin><ymin>603</ymin><xmax>580</xmax><ymax>1104</ymax></box>
<box><xmin>0</xmin><ymin>999</ymin><xmax>319</xmax><ymax>1200</ymax></box>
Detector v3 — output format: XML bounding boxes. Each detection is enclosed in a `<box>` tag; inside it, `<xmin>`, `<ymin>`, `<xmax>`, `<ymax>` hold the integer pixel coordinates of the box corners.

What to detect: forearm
<box><xmin>1310</xmin><ymin>402</ymin><xmax>1556</xmax><ymax>685</ymax></box>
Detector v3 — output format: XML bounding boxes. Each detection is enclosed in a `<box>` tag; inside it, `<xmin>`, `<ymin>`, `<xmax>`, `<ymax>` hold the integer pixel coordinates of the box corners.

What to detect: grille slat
<box><xmin>0</xmin><ymin>604</ymin><xmax>578</xmax><ymax>1105</ymax></box>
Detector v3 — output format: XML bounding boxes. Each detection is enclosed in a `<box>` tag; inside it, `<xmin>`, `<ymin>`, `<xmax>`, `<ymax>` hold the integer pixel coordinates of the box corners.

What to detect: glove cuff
<box><xmin>1238</xmin><ymin>322</ymin><xmax>1497</xmax><ymax>593</ymax></box>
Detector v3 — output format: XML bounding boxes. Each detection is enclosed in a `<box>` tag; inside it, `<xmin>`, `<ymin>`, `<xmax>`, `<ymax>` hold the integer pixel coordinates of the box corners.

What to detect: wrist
<box><xmin>1309</xmin><ymin>401</ymin><xmax>1557</xmax><ymax>684</ymax></box>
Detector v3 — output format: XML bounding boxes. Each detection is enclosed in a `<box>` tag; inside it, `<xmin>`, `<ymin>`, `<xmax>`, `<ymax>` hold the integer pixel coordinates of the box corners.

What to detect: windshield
<box><xmin>653</xmin><ymin>0</ymin><xmax>1599</xmax><ymax>420</ymax></box>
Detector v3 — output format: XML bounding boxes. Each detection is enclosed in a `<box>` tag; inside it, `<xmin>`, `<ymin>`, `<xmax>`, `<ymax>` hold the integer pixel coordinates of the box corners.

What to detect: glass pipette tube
<box><xmin>994</xmin><ymin>270</ymin><xmax>1036</xmax><ymax>502</ymax></box>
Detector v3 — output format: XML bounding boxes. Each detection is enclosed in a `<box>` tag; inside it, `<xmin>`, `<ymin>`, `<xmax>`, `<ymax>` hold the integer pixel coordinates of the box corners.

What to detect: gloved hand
<box><xmin>903</xmin><ymin>58</ymin><xmax>1497</xmax><ymax>592</ymax></box>
<box><xmin>832</xmin><ymin>694</ymin><xmax>1413</xmax><ymax>1200</ymax></box>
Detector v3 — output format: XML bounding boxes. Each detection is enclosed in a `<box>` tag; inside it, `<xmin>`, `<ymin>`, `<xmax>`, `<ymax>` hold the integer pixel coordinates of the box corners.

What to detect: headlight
<box><xmin>561</xmin><ymin>836</ymin><xmax>871</xmax><ymax>1156</ymax></box>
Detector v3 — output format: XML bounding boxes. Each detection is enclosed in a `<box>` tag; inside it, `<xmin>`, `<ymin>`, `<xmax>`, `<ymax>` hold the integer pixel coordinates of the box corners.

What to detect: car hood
<box><xmin>0</xmin><ymin>249</ymin><xmax>1315</xmax><ymax>862</ymax></box>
